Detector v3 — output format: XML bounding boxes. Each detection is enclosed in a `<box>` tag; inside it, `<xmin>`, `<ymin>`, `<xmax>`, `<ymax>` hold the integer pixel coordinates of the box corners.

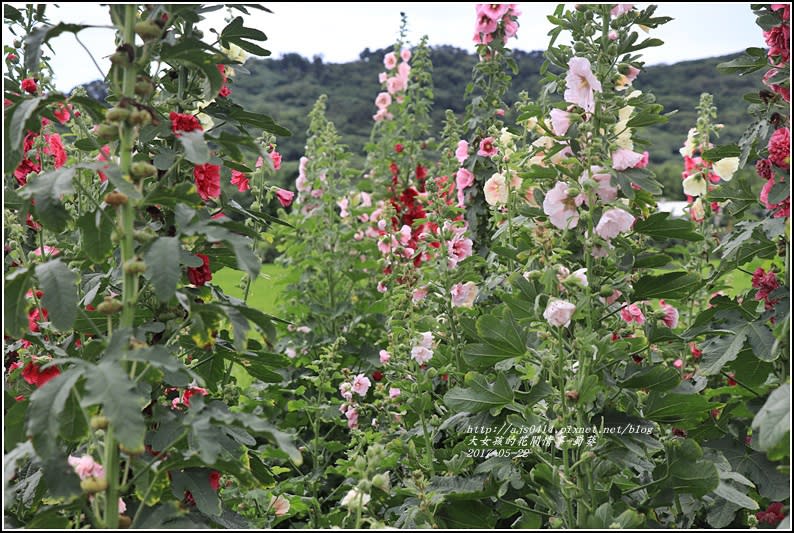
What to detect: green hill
<box><xmin>230</xmin><ymin>46</ymin><xmax>761</xmax><ymax>197</ymax></box>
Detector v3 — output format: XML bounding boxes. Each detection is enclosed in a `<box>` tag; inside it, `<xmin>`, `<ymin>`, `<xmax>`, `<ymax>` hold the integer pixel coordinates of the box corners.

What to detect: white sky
<box><xmin>3</xmin><ymin>3</ymin><xmax>765</xmax><ymax>91</ymax></box>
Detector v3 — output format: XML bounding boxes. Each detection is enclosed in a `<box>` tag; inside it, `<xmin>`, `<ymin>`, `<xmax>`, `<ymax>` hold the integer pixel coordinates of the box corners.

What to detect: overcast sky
<box><xmin>3</xmin><ymin>3</ymin><xmax>765</xmax><ymax>91</ymax></box>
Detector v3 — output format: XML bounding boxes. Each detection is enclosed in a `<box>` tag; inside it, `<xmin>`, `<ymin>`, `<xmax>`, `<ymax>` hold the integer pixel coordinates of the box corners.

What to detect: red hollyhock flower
<box><xmin>726</xmin><ymin>373</ymin><xmax>737</xmax><ymax>386</ymax></box>
<box><xmin>689</xmin><ymin>342</ymin><xmax>702</xmax><ymax>359</ymax></box>
<box><xmin>22</xmin><ymin>360</ymin><xmax>61</xmax><ymax>387</ymax></box>
<box><xmin>43</xmin><ymin>133</ymin><xmax>67</xmax><ymax>168</ymax></box>
<box><xmin>269</xmin><ymin>149</ymin><xmax>282</xmax><ymax>170</ymax></box>
<box><xmin>394</xmin><ymin>143</ymin><xmax>404</xmax><ymax>153</ymax></box>
<box><xmin>169</xmin><ymin>112</ymin><xmax>203</xmax><ymax>135</ymax></box>
<box><xmin>193</xmin><ymin>163</ymin><xmax>221</xmax><ymax>200</ymax></box>
<box><xmin>53</xmin><ymin>103</ymin><xmax>72</xmax><ymax>124</ymax></box>
<box><xmin>28</xmin><ymin>307</ymin><xmax>48</xmax><ymax>333</ymax></box>
<box><xmin>372</xmin><ymin>370</ymin><xmax>383</xmax><ymax>382</ymax></box>
<box><xmin>752</xmin><ymin>267</ymin><xmax>781</xmax><ymax>309</ymax></box>
<box><xmin>21</xmin><ymin>78</ymin><xmax>37</xmax><ymax>94</ymax></box>
<box><xmin>6</xmin><ymin>53</ymin><xmax>17</xmax><ymax>62</ymax></box>
<box><xmin>97</xmin><ymin>144</ymin><xmax>110</xmax><ymax>183</ymax></box>
<box><xmin>209</xmin><ymin>470</ymin><xmax>221</xmax><ymax>491</ymax></box>
<box><xmin>768</xmin><ymin>127</ymin><xmax>790</xmax><ymax>168</ymax></box>
<box><xmin>756</xmin><ymin>502</ymin><xmax>786</xmax><ymax>526</ymax></box>
<box><xmin>756</xmin><ymin>158</ymin><xmax>774</xmax><ymax>180</ymax></box>
<box><xmin>187</xmin><ymin>254</ymin><xmax>212</xmax><ymax>286</ymax></box>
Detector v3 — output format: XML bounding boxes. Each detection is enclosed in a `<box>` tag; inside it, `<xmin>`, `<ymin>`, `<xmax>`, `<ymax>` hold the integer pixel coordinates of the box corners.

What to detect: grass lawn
<box><xmin>213</xmin><ymin>263</ymin><xmax>287</xmax><ymax>315</ymax></box>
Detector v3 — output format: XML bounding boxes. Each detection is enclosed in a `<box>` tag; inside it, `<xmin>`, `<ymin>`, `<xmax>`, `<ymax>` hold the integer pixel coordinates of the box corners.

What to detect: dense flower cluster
<box><xmin>473</xmin><ymin>3</ymin><xmax>521</xmax><ymax>47</ymax></box>
<box><xmin>374</xmin><ymin>48</ymin><xmax>411</xmax><ymax>121</ymax></box>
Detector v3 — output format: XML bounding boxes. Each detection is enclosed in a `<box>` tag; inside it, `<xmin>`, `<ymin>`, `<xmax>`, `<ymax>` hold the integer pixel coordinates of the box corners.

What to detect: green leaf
<box><xmin>35</xmin><ymin>259</ymin><xmax>78</xmax><ymax>331</ymax></box>
<box><xmin>444</xmin><ymin>373</ymin><xmax>514</xmax><ymax>413</ymax></box>
<box><xmin>633</xmin><ymin>212</ymin><xmax>703</xmax><ymax>241</ymax></box>
<box><xmin>714</xmin><ymin>479</ymin><xmax>759</xmax><ymax>510</ymax></box>
<box><xmin>77</xmin><ymin>211</ymin><xmax>113</xmax><ymax>263</ymax></box>
<box><xmin>4</xmin><ymin>96</ymin><xmax>42</xmax><ymax>173</ymax></box>
<box><xmin>751</xmin><ymin>384</ymin><xmax>790</xmax><ymax>453</ymax></box>
<box><xmin>699</xmin><ymin>328</ymin><xmax>748</xmax><ymax>376</ymax></box>
<box><xmin>475</xmin><ymin>311</ymin><xmax>526</xmax><ymax>357</ymax></box>
<box><xmin>615</xmin><ymin>168</ymin><xmax>663</xmax><ymax>196</ymax></box>
<box><xmin>177</xmin><ymin>131</ymin><xmax>211</xmax><ymax>164</ymax></box>
<box><xmin>701</xmin><ymin>144</ymin><xmax>741</xmax><ymax>162</ymax></box>
<box><xmin>745</xmin><ymin>320</ymin><xmax>776</xmax><ymax>361</ymax></box>
<box><xmin>619</xmin><ymin>365</ymin><xmax>680</xmax><ymax>392</ymax></box>
<box><xmin>644</xmin><ymin>392</ymin><xmax>712</xmax><ymax>423</ymax></box>
<box><xmin>27</xmin><ymin>369</ymin><xmax>84</xmax><ymax>456</ymax></box>
<box><xmin>627</xmin><ymin>110</ymin><xmax>668</xmax><ymax>128</ymax></box>
<box><xmin>4</xmin><ymin>268</ymin><xmax>34</xmax><ymax>337</ymax></box>
<box><xmin>81</xmin><ymin>361</ymin><xmax>146</xmax><ymax>452</ymax></box>
<box><xmin>170</xmin><ymin>469</ymin><xmax>221</xmax><ymax>516</ymax></box>
<box><xmin>633</xmin><ymin>253</ymin><xmax>673</xmax><ymax>268</ymax></box>
<box><xmin>24</xmin><ymin>23</ymin><xmax>90</xmax><ymax>73</ymax></box>
<box><xmin>632</xmin><ymin>271</ymin><xmax>700</xmax><ymax>300</ymax></box>
<box><xmin>4</xmin><ymin>398</ymin><xmax>28</xmax><ymax>452</ymax></box>
<box><xmin>145</xmin><ymin>237</ymin><xmax>181</xmax><ymax>302</ymax></box>
<box><xmin>667</xmin><ymin>440</ymin><xmax>719</xmax><ymax>497</ymax></box>
<box><xmin>220</xmin><ymin>16</ymin><xmax>270</xmax><ymax>57</ymax></box>
<box><xmin>462</xmin><ymin>343</ymin><xmax>517</xmax><ymax>368</ymax></box>
<box><xmin>717</xmin><ymin>54</ymin><xmax>768</xmax><ymax>75</ymax></box>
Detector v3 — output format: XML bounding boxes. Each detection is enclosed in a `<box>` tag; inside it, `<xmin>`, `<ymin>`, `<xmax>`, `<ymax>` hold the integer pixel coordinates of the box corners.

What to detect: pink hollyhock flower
<box><xmin>351</xmin><ymin>374</ymin><xmax>371</xmax><ymax>397</ymax></box>
<box><xmin>389</xmin><ymin>387</ymin><xmax>401</xmax><ymax>398</ymax></box>
<box><xmin>448</xmin><ymin>234</ymin><xmax>473</xmax><ymax>270</ymax></box>
<box><xmin>477</xmin><ymin>137</ymin><xmax>498</xmax><ymax>157</ymax></box>
<box><xmin>543</xmin><ymin>181</ymin><xmax>583</xmax><ymax>229</ymax></box>
<box><xmin>504</xmin><ymin>19</ymin><xmax>519</xmax><ymax>38</ymax></box>
<box><xmin>270</xmin><ymin>495</ymin><xmax>290</xmax><ymax>516</ymax></box>
<box><xmin>756</xmin><ymin>158</ymin><xmax>774</xmax><ymax>180</ymax></box>
<box><xmin>673</xmin><ymin>358</ymin><xmax>683</xmax><ymax>369</ymax></box>
<box><xmin>612</xmin><ymin>147</ymin><xmax>645</xmax><ymax>170</ymax></box>
<box><xmin>375</xmin><ymin>91</ymin><xmax>392</xmax><ymax>109</ymax></box>
<box><xmin>543</xmin><ymin>299</ymin><xmax>576</xmax><ymax>327</ymax></box>
<box><xmin>373</xmin><ymin>108</ymin><xmax>393</xmax><ymax>122</ymax></box>
<box><xmin>345</xmin><ymin>407</ymin><xmax>359</xmax><ymax>429</ymax></box>
<box><xmin>194</xmin><ymin>163</ymin><xmax>221</xmax><ymax>200</ymax></box>
<box><xmin>549</xmin><ymin>108</ymin><xmax>572</xmax><ymax>136</ymax></box>
<box><xmin>567</xmin><ymin>268</ymin><xmax>588</xmax><ymax>288</ymax></box>
<box><xmin>21</xmin><ymin>78</ymin><xmax>37</xmax><ymax>94</ymax></box>
<box><xmin>564</xmin><ymin>57</ymin><xmax>602</xmax><ymax>113</ymax></box>
<box><xmin>768</xmin><ymin>127</ymin><xmax>790</xmax><ymax>168</ymax></box>
<box><xmin>620</xmin><ymin>303</ymin><xmax>645</xmax><ymax>325</ymax></box>
<box><xmin>450</xmin><ymin>281</ymin><xmax>478</xmax><ymax>308</ymax></box>
<box><xmin>339</xmin><ymin>382</ymin><xmax>353</xmax><ymax>401</ymax></box>
<box><xmin>21</xmin><ymin>359</ymin><xmax>60</xmax><ymax>387</ymax></box>
<box><xmin>386</xmin><ymin>76</ymin><xmax>406</xmax><ymax>95</ymax></box>
<box><xmin>68</xmin><ymin>455</ymin><xmax>105</xmax><ymax>480</ymax></box>
<box><xmin>401</xmin><ymin>49</ymin><xmax>411</xmax><ymax>62</ymax></box>
<box><xmin>772</xmin><ymin>4</ymin><xmax>790</xmax><ymax>20</ymax></box>
<box><xmin>378</xmin><ymin>71</ymin><xmax>388</xmax><ymax>83</ymax></box>
<box><xmin>412</xmin><ymin>286</ymin><xmax>428</xmax><ymax>303</ymax></box>
<box><xmin>763</xmin><ymin>68</ymin><xmax>790</xmax><ymax>102</ymax></box>
<box><xmin>475</xmin><ymin>12</ymin><xmax>498</xmax><ymax>35</ymax></box>
<box><xmin>625</xmin><ymin>65</ymin><xmax>641</xmax><ymax>83</ymax></box>
<box><xmin>580</xmin><ymin>167</ymin><xmax>618</xmax><ymax>204</ymax></box>
<box><xmin>599</xmin><ymin>289</ymin><xmax>622</xmax><ymax>306</ymax></box>
<box><xmin>180</xmin><ymin>386</ymin><xmax>208</xmax><ymax>408</ymax></box>
<box><xmin>473</xmin><ymin>31</ymin><xmax>494</xmax><ymax>45</ymax></box>
<box><xmin>756</xmin><ymin>502</ymin><xmax>786</xmax><ymax>526</ymax></box>
<box><xmin>484</xmin><ymin>173</ymin><xmax>508</xmax><ymax>205</ymax></box>
<box><xmin>608</xmin><ymin>30</ymin><xmax>618</xmax><ymax>40</ymax></box>
<box><xmin>411</xmin><ymin>345</ymin><xmax>433</xmax><ymax>365</ymax></box>
<box><xmin>398</xmin><ymin>62</ymin><xmax>411</xmax><ymax>81</ymax></box>
<box><xmin>379</xmin><ymin>349</ymin><xmax>391</xmax><ymax>364</ymax></box>
<box><xmin>611</xmin><ymin>4</ymin><xmax>634</xmax><ymax>17</ymax></box>
<box><xmin>230</xmin><ymin>170</ymin><xmax>250</xmax><ymax>192</ymax></box>
<box><xmin>187</xmin><ymin>253</ymin><xmax>212</xmax><ymax>286</ymax></box>
<box><xmin>764</xmin><ymin>24</ymin><xmax>790</xmax><ymax>63</ymax></box>
<box><xmin>32</xmin><ymin>245</ymin><xmax>59</xmax><ymax>257</ymax></box>
<box><xmin>478</xmin><ymin>3</ymin><xmax>510</xmax><ymax>19</ymax></box>
<box><xmin>660</xmin><ymin>299</ymin><xmax>679</xmax><ymax>328</ymax></box>
<box><xmin>377</xmin><ymin>281</ymin><xmax>388</xmax><ymax>293</ymax></box>
<box><xmin>337</xmin><ymin>197</ymin><xmax>350</xmax><ymax>217</ymax></box>
<box><xmin>383</xmin><ymin>52</ymin><xmax>397</xmax><ymax>70</ymax></box>
<box><xmin>456</xmin><ymin>167</ymin><xmax>474</xmax><ymax>190</ymax></box>
<box><xmin>418</xmin><ymin>331</ymin><xmax>434</xmax><ymax>349</ymax></box>
<box><xmin>595</xmin><ymin>208</ymin><xmax>635</xmax><ymax>240</ymax></box>
<box><xmin>269</xmin><ymin>150</ymin><xmax>282</xmax><ymax>170</ymax></box>
<box><xmin>455</xmin><ymin>140</ymin><xmax>469</xmax><ymax>163</ymax></box>
<box><xmin>276</xmin><ymin>188</ymin><xmax>295</xmax><ymax>207</ymax></box>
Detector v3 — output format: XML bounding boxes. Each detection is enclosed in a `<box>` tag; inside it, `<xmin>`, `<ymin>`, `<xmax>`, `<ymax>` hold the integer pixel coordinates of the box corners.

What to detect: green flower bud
<box><xmin>104</xmin><ymin>191</ymin><xmax>128</xmax><ymax>206</ymax></box>
<box><xmin>106</xmin><ymin>106</ymin><xmax>131</xmax><ymax>122</ymax></box>
<box><xmin>134</xmin><ymin>20</ymin><xmax>162</xmax><ymax>42</ymax></box>
<box><xmin>599</xmin><ymin>285</ymin><xmax>615</xmax><ymax>297</ymax></box>
<box><xmin>134</xmin><ymin>80</ymin><xmax>154</xmax><ymax>97</ymax></box>
<box><xmin>130</xmin><ymin>161</ymin><xmax>157</xmax><ymax>178</ymax></box>
<box><xmin>129</xmin><ymin>109</ymin><xmax>152</xmax><ymax>127</ymax></box>
<box><xmin>372</xmin><ymin>473</ymin><xmax>390</xmax><ymax>492</ymax></box>
<box><xmin>124</xmin><ymin>259</ymin><xmax>147</xmax><ymax>275</ymax></box>
<box><xmin>97</xmin><ymin>296</ymin><xmax>123</xmax><ymax>315</ymax></box>
<box><xmin>96</xmin><ymin>123</ymin><xmax>119</xmax><ymax>141</ymax></box>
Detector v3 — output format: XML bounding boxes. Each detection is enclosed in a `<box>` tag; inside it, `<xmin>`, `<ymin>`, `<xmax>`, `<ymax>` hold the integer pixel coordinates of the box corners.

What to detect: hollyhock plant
<box><xmin>21</xmin><ymin>359</ymin><xmax>60</xmax><ymax>387</ymax></box>
<box><xmin>620</xmin><ymin>303</ymin><xmax>646</xmax><ymax>325</ymax></box>
<box><xmin>483</xmin><ymin>173</ymin><xmax>509</xmax><ymax>205</ymax></box>
<box><xmin>455</xmin><ymin>140</ymin><xmax>469</xmax><ymax>163</ymax></box>
<box><xmin>68</xmin><ymin>455</ymin><xmax>105</xmax><ymax>480</ymax></box>
<box><xmin>549</xmin><ymin>108</ymin><xmax>572</xmax><ymax>136</ymax></box>
<box><xmin>379</xmin><ymin>349</ymin><xmax>391</xmax><ymax>364</ymax></box>
<box><xmin>21</xmin><ymin>77</ymin><xmax>37</xmax><ymax>94</ymax></box>
<box><xmin>768</xmin><ymin>127</ymin><xmax>790</xmax><ymax>167</ymax></box>
<box><xmin>169</xmin><ymin>111</ymin><xmax>203</xmax><ymax>134</ymax></box>
<box><xmin>193</xmin><ymin>163</ymin><xmax>221</xmax><ymax>200</ymax></box>
<box><xmin>230</xmin><ymin>169</ymin><xmax>250</xmax><ymax>192</ymax></box>
<box><xmin>659</xmin><ymin>300</ymin><xmax>679</xmax><ymax>328</ymax></box>
<box><xmin>544</xmin><ymin>299</ymin><xmax>576</xmax><ymax>327</ymax></box>
<box><xmin>450</xmin><ymin>281</ymin><xmax>478</xmax><ymax>308</ymax></box>
<box><xmin>611</xmin><ymin>147</ymin><xmax>645</xmax><ymax>170</ymax></box>
<box><xmin>543</xmin><ymin>181</ymin><xmax>583</xmax><ymax>230</ymax></box>
<box><xmin>477</xmin><ymin>137</ymin><xmax>498</xmax><ymax>157</ymax></box>
<box><xmin>187</xmin><ymin>254</ymin><xmax>212</xmax><ymax>286</ymax></box>
<box><xmin>276</xmin><ymin>188</ymin><xmax>295</xmax><ymax>207</ymax></box>
<box><xmin>564</xmin><ymin>57</ymin><xmax>602</xmax><ymax>113</ymax></box>
<box><xmin>351</xmin><ymin>374</ymin><xmax>372</xmax><ymax>397</ymax></box>
<box><xmin>712</xmin><ymin>157</ymin><xmax>739</xmax><ymax>181</ymax></box>
<box><xmin>595</xmin><ymin>208</ymin><xmax>635</xmax><ymax>240</ymax></box>
<box><xmin>270</xmin><ymin>495</ymin><xmax>290</xmax><ymax>517</ymax></box>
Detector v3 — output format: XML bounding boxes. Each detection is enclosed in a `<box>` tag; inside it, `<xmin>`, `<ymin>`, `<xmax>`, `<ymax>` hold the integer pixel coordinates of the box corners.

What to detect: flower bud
<box><xmin>564</xmin><ymin>390</ymin><xmax>579</xmax><ymax>402</ymax></box>
<box><xmin>426</xmin><ymin>367</ymin><xmax>438</xmax><ymax>379</ymax></box>
<box><xmin>357</xmin><ymin>479</ymin><xmax>371</xmax><ymax>492</ymax></box>
<box><xmin>124</xmin><ymin>259</ymin><xmax>147</xmax><ymax>275</ymax></box>
<box><xmin>106</xmin><ymin>106</ymin><xmax>131</xmax><ymax>122</ymax></box>
<box><xmin>119</xmin><ymin>443</ymin><xmax>145</xmax><ymax>456</ymax></box>
<box><xmin>130</xmin><ymin>161</ymin><xmax>157</xmax><ymax>179</ymax></box>
<box><xmin>372</xmin><ymin>473</ymin><xmax>390</xmax><ymax>492</ymax></box>
<box><xmin>133</xmin><ymin>229</ymin><xmax>156</xmax><ymax>243</ymax></box>
<box><xmin>96</xmin><ymin>123</ymin><xmax>119</xmax><ymax>141</ymax></box>
<box><xmin>134</xmin><ymin>20</ymin><xmax>162</xmax><ymax>42</ymax></box>
<box><xmin>104</xmin><ymin>191</ymin><xmax>128</xmax><ymax>206</ymax></box>
<box><xmin>80</xmin><ymin>477</ymin><xmax>108</xmax><ymax>493</ymax></box>
<box><xmin>90</xmin><ymin>415</ymin><xmax>109</xmax><ymax>430</ymax></box>
<box><xmin>134</xmin><ymin>80</ymin><xmax>154</xmax><ymax>97</ymax></box>
<box><xmin>599</xmin><ymin>285</ymin><xmax>614</xmax><ymax>297</ymax></box>
<box><xmin>97</xmin><ymin>296</ymin><xmax>123</xmax><ymax>315</ymax></box>
<box><xmin>118</xmin><ymin>516</ymin><xmax>132</xmax><ymax>528</ymax></box>
<box><xmin>128</xmin><ymin>109</ymin><xmax>152</xmax><ymax>127</ymax></box>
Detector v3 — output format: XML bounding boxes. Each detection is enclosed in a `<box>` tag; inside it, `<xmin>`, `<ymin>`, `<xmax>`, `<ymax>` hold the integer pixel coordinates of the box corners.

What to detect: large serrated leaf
<box><xmin>633</xmin><ymin>212</ymin><xmax>703</xmax><ymax>241</ymax></box>
<box><xmin>475</xmin><ymin>311</ymin><xmax>526</xmax><ymax>356</ymax></box>
<box><xmin>177</xmin><ymin>131</ymin><xmax>211</xmax><ymax>164</ymax></box>
<box><xmin>145</xmin><ymin>237</ymin><xmax>181</xmax><ymax>302</ymax></box>
<box><xmin>644</xmin><ymin>392</ymin><xmax>712</xmax><ymax>423</ymax></box>
<box><xmin>27</xmin><ymin>368</ymin><xmax>84</xmax><ymax>456</ymax></box>
<box><xmin>4</xmin><ymin>268</ymin><xmax>34</xmax><ymax>337</ymax></box>
<box><xmin>632</xmin><ymin>271</ymin><xmax>700</xmax><ymax>300</ymax></box>
<box><xmin>751</xmin><ymin>384</ymin><xmax>790</xmax><ymax>453</ymax></box>
<box><xmin>81</xmin><ymin>361</ymin><xmax>146</xmax><ymax>451</ymax></box>
<box><xmin>77</xmin><ymin>211</ymin><xmax>113</xmax><ymax>263</ymax></box>
<box><xmin>444</xmin><ymin>373</ymin><xmax>514</xmax><ymax>413</ymax></box>
<box><xmin>619</xmin><ymin>365</ymin><xmax>680</xmax><ymax>392</ymax></box>
<box><xmin>35</xmin><ymin>259</ymin><xmax>78</xmax><ymax>331</ymax></box>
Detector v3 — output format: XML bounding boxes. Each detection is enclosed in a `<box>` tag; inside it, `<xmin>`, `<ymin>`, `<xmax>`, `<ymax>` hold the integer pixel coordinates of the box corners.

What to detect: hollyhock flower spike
<box><xmin>564</xmin><ymin>57</ymin><xmax>602</xmax><ymax>113</ymax></box>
